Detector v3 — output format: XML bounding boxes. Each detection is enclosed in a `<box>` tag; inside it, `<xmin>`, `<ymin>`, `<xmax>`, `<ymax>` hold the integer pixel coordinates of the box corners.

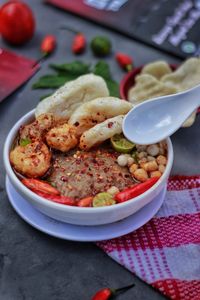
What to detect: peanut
<box><xmin>143</xmin><ymin>160</ymin><xmax>158</xmax><ymax>172</ymax></box>
<box><xmin>133</xmin><ymin>168</ymin><xmax>148</xmax><ymax>182</ymax></box>
<box><xmin>127</xmin><ymin>157</ymin><xmax>134</xmax><ymax>167</ymax></box>
<box><xmin>158</xmin><ymin>164</ymin><xmax>166</xmax><ymax>173</ymax></box>
<box><xmin>156</xmin><ymin>155</ymin><xmax>167</xmax><ymax>165</ymax></box>
<box><xmin>129</xmin><ymin>163</ymin><xmax>138</xmax><ymax>174</ymax></box>
<box><xmin>150</xmin><ymin>171</ymin><xmax>162</xmax><ymax>178</ymax></box>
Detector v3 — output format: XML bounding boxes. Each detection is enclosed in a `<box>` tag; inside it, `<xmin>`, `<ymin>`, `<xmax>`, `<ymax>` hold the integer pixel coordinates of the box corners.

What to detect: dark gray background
<box><xmin>0</xmin><ymin>1</ymin><xmax>199</xmax><ymax>299</ymax></box>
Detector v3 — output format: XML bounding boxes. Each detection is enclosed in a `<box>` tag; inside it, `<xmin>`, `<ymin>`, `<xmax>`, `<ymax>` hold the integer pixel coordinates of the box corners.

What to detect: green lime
<box><xmin>111</xmin><ymin>134</ymin><xmax>135</xmax><ymax>153</ymax></box>
<box><xmin>93</xmin><ymin>192</ymin><xmax>116</xmax><ymax>207</ymax></box>
<box><xmin>90</xmin><ymin>36</ymin><xmax>112</xmax><ymax>56</ymax></box>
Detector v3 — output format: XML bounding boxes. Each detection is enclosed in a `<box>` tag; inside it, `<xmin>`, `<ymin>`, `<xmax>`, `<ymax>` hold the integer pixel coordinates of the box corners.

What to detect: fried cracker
<box><xmin>141</xmin><ymin>61</ymin><xmax>172</xmax><ymax>80</ymax></box>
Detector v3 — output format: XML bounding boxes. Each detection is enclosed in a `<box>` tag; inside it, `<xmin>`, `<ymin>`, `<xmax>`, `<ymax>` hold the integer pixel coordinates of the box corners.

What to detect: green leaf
<box><xmin>93</xmin><ymin>61</ymin><xmax>112</xmax><ymax>80</ymax></box>
<box><xmin>32</xmin><ymin>74</ymin><xmax>77</xmax><ymax>89</ymax></box>
<box><xmin>50</xmin><ymin>61</ymin><xmax>90</xmax><ymax>75</ymax></box>
<box><xmin>105</xmin><ymin>79</ymin><xmax>119</xmax><ymax>97</ymax></box>
<box><xmin>20</xmin><ymin>138</ymin><xmax>31</xmax><ymax>147</ymax></box>
<box><xmin>39</xmin><ymin>93</ymin><xmax>53</xmax><ymax>101</ymax></box>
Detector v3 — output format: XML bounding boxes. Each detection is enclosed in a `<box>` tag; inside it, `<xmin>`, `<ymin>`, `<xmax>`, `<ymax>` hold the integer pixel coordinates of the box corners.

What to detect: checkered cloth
<box><xmin>97</xmin><ymin>176</ymin><xmax>200</xmax><ymax>299</ymax></box>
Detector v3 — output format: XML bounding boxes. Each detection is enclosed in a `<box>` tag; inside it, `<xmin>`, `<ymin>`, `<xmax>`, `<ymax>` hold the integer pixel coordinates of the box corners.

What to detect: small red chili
<box><xmin>72</xmin><ymin>33</ymin><xmax>86</xmax><ymax>54</ymax></box>
<box><xmin>22</xmin><ymin>178</ymin><xmax>60</xmax><ymax>195</ymax></box>
<box><xmin>92</xmin><ymin>283</ymin><xmax>135</xmax><ymax>300</ymax></box>
<box><xmin>115</xmin><ymin>177</ymin><xmax>159</xmax><ymax>203</ymax></box>
<box><xmin>92</xmin><ymin>288</ymin><xmax>112</xmax><ymax>300</ymax></box>
<box><xmin>77</xmin><ymin>196</ymin><xmax>93</xmax><ymax>207</ymax></box>
<box><xmin>33</xmin><ymin>190</ymin><xmax>76</xmax><ymax>206</ymax></box>
<box><xmin>115</xmin><ymin>52</ymin><xmax>133</xmax><ymax>71</ymax></box>
<box><xmin>41</xmin><ymin>35</ymin><xmax>56</xmax><ymax>56</ymax></box>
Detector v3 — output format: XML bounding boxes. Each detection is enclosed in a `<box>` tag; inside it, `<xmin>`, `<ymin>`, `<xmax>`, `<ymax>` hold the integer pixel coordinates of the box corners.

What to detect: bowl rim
<box><xmin>4</xmin><ymin>109</ymin><xmax>173</xmax><ymax>213</ymax></box>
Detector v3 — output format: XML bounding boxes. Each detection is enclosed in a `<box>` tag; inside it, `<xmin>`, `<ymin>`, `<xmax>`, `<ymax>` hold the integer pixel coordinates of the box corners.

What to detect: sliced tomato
<box><xmin>77</xmin><ymin>197</ymin><xmax>93</xmax><ymax>207</ymax></box>
<box><xmin>22</xmin><ymin>178</ymin><xmax>60</xmax><ymax>195</ymax></box>
<box><xmin>33</xmin><ymin>190</ymin><xmax>76</xmax><ymax>206</ymax></box>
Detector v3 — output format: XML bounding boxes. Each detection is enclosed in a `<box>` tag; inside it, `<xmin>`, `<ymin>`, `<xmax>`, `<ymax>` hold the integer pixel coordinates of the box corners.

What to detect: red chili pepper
<box><xmin>22</xmin><ymin>178</ymin><xmax>60</xmax><ymax>195</ymax></box>
<box><xmin>33</xmin><ymin>190</ymin><xmax>76</xmax><ymax>206</ymax></box>
<box><xmin>41</xmin><ymin>35</ymin><xmax>56</xmax><ymax>56</ymax></box>
<box><xmin>115</xmin><ymin>177</ymin><xmax>159</xmax><ymax>203</ymax></box>
<box><xmin>77</xmin><ymin>196</ymin><xmax>93</xmax><ymax>207</ymax></box>
<box><xmin>115</xmin><ymin>52</ymin><xmax>133</xmax><ymax>71</ymax></box>
<box><xmin>92</xmin><ymin>283</ymin><xmax>135</xmax><ymax>300</ymax></box>
<box><xmin>72</xmin><ymin>33</ymin><xmax>86</xmax><ymax>54</ymax></box>
<box><xmin>92</xmin><ymin>288</ymin><xmax>112</xmax><ymax>300</ymax></box>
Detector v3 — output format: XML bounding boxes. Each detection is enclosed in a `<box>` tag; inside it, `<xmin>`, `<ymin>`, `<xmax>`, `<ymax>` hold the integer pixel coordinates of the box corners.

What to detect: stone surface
<box><xmin>0</xmin><ymin>0</ymin><xmax>200</xmax><ymax>299</ymax></box>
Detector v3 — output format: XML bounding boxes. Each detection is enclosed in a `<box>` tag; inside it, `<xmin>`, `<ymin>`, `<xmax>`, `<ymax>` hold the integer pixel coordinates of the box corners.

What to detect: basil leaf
<box><xmin>50</xmin><ymin>61</ymin><xmax>90</xmax><ymax>75</ymax></box>
<box><xmin>20</xmin><ymin>138</ymin><xmax>31</xmax><ymax>146</ymax></box>
<box><xmin>105</xmin><ymin>79</ymin><xmax>119</xmax><ymax>97</ymax></box>
<box><xmin>32</xmin><ymin>74</ymin><xmax>78</xmax><ymax>89</ymax></box>
<box><xmin>39</xmin><ymin>93</ymin><xmax>53</xmax><ymax>101</ymax></box>
<box><xmin>93</xmin><ymin>61</ymin><xmax>112</xmax><ymax>80</ymax></box>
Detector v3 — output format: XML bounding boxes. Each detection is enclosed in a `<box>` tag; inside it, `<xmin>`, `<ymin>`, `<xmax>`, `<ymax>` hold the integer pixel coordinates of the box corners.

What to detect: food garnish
<box><xmin>72</xmin><ymin>33</ymin><xmax>86</xmax><ymax>54</ymax></box>
<box><xmin>41</xmin><ymin>35</ymin><xmax>56</xmax><ymax>56</ymax></box>
<box><xmin>50</xmin><ymin>61</ymin><xmax>90</xmax><ymax>75</ymax></box>
<box><xmin>22</xmin><ymin>178</ymin><xmax>60</xmax><ymax>195</ymax></box>
<box><xmin>115</xmin><ymin>52</ymin><xmax>133</xmax><ymax>71</ymax></box>
<box><xmin>92</xmin><ymin>193</ymin><xmax>116</xmax><ymax>207</ymax></box>
<box><xmin>33</xmin><ymin>191</ymin><xmax>76</xmax><ymax>206</ymax></box>
<box><xmin>19</xmin><ymin>138</ymin><xmax>31</xmax><ymax>147</ymax></box>
<box><xmin>92</xmin><ymin>283</ymin><xmax>135</xmax><ymax>300</ymax></box>
<box><xmin>32</xmin><ymin>60</ymin><xmax>119</xmax><ymax>98</ymax></box>
<box><xmin>111</xmin><ymin>133</ymin><xmax>135</xmax><ymax>153</ymax></box>
<box><xmin>115</xmin><ymin>177</ymin><xmax>159</xmax><ymax>203</ymax></box>
<box><xmin>90</xmin><ymin>36</ymin><xmax>112</xmax><ymax>56</ymax></box>
<box><xmin>77</xmin><ymin>197</ymin><xmax>93</xmax><ymax>207</ymax></box>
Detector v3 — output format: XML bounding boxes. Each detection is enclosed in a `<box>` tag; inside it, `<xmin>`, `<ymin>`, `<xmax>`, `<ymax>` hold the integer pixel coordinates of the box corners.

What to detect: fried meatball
<box><xmin>10</xmin><ymin>141</ymin><xmax>51</xmax><ymax>178</ymax></box>
<box><xmin>19</xmin><ymin>113</ymin><xmax>57</xmax><ymax>142</ymax></box>
<box><xmin>46</xmin><ymin>124</ymin><xmax>78</xmax><ymax>152</ymax></box>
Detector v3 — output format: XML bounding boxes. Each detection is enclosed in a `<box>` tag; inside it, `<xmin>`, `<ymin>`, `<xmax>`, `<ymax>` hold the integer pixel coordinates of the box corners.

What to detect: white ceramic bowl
<box><xmin>4</xmin><ymin>110</ymin><xmax>173</xmax><ymax>226</ymax></box>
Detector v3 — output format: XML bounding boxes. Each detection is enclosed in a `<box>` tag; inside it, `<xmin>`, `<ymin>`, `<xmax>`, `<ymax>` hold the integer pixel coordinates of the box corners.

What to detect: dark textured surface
<box><xmin>0</xmin><ymin>1</ymin><xmax>200</xmax><ymax>299</ymax></box>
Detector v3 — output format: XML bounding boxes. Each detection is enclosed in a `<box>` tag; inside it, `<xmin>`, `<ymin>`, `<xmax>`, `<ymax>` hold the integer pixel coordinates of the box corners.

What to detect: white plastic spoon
<box><xmin>123</xmin><ymin>84</ymin><xmax>200</xmax><ymax>145</ymax></box>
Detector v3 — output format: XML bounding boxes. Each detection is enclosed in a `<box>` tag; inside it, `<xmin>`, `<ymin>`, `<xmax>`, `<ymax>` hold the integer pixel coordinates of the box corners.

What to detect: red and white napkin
<box><xmin>97</xmin><ymin>176</ymin><xmax>200</xmax><ymax>300</ymax></box>
<box><xmin>0</xmin><ymin>48</ymin><xmax>39</xmax><ymax>103</ymax></box>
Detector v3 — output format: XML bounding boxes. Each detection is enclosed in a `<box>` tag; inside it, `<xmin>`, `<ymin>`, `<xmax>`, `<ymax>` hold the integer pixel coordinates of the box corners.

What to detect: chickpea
<box><xmin>139</xmin><ymin>157</ymin><xmax>147</xmax><ymax>164</ymax></box>
<box><xmin>156</xmin><ymin>155</ymin><xmax>167</xmax><ymax>165</ymax></box>
<box><xmin>117</xmin><ymin>155</ymin><xmax>128</xmax><ymax>167</ymax></box>
<box><xmin>158</xmin><ymin>164</ymin><xmax>166</xmax><ymax>173</ymax></box>
<box><xmin>147</xmin><ymin>156</ymin><xmax>156</xmax><ymax>162</ymax></box>
<box><xmin>133</xmin><ymin>168</ymin><xmax>148</xmax><ymax>182</ymax></box>
<box><xmin>107</xmin><ymin>186</ymin><xmax>119</xmax><ymax>195</ymax></box>
<box><xmin>137</xmin><ymin>151</ymin><xmax>147</xmax><ymax>159</ymax></box>
<box><xmin>136</xmin><ymin>145</ymin><xmax>147</xmax><ymax>152</ymax></box>
<box><xmin>143</xmin><ymin>160</ymin><xmax>158</xmax><ymax>172</ymax></box>
<box><xmin>147</xmin><ymin>144</ymin><xmax>159</xmax><ymax>156</ymax></box>
<box><xmin>159</xmin><ymin>147</ymin><xmax>165</xmax><ymax>155</ymax></box>
<box><xmin>129</xmin><ymin>163</ymin><xmax>138</xmax><ymax>174</ymax></box>
<box><xmin>127</xmin><ymin>157</ymin><xmax>134</xmax><ymax>167</ymax></box>
<box><xmin>150</xmin><ymin>171</ymin><xmax>162</xmax><ymax>178</ymax></box>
